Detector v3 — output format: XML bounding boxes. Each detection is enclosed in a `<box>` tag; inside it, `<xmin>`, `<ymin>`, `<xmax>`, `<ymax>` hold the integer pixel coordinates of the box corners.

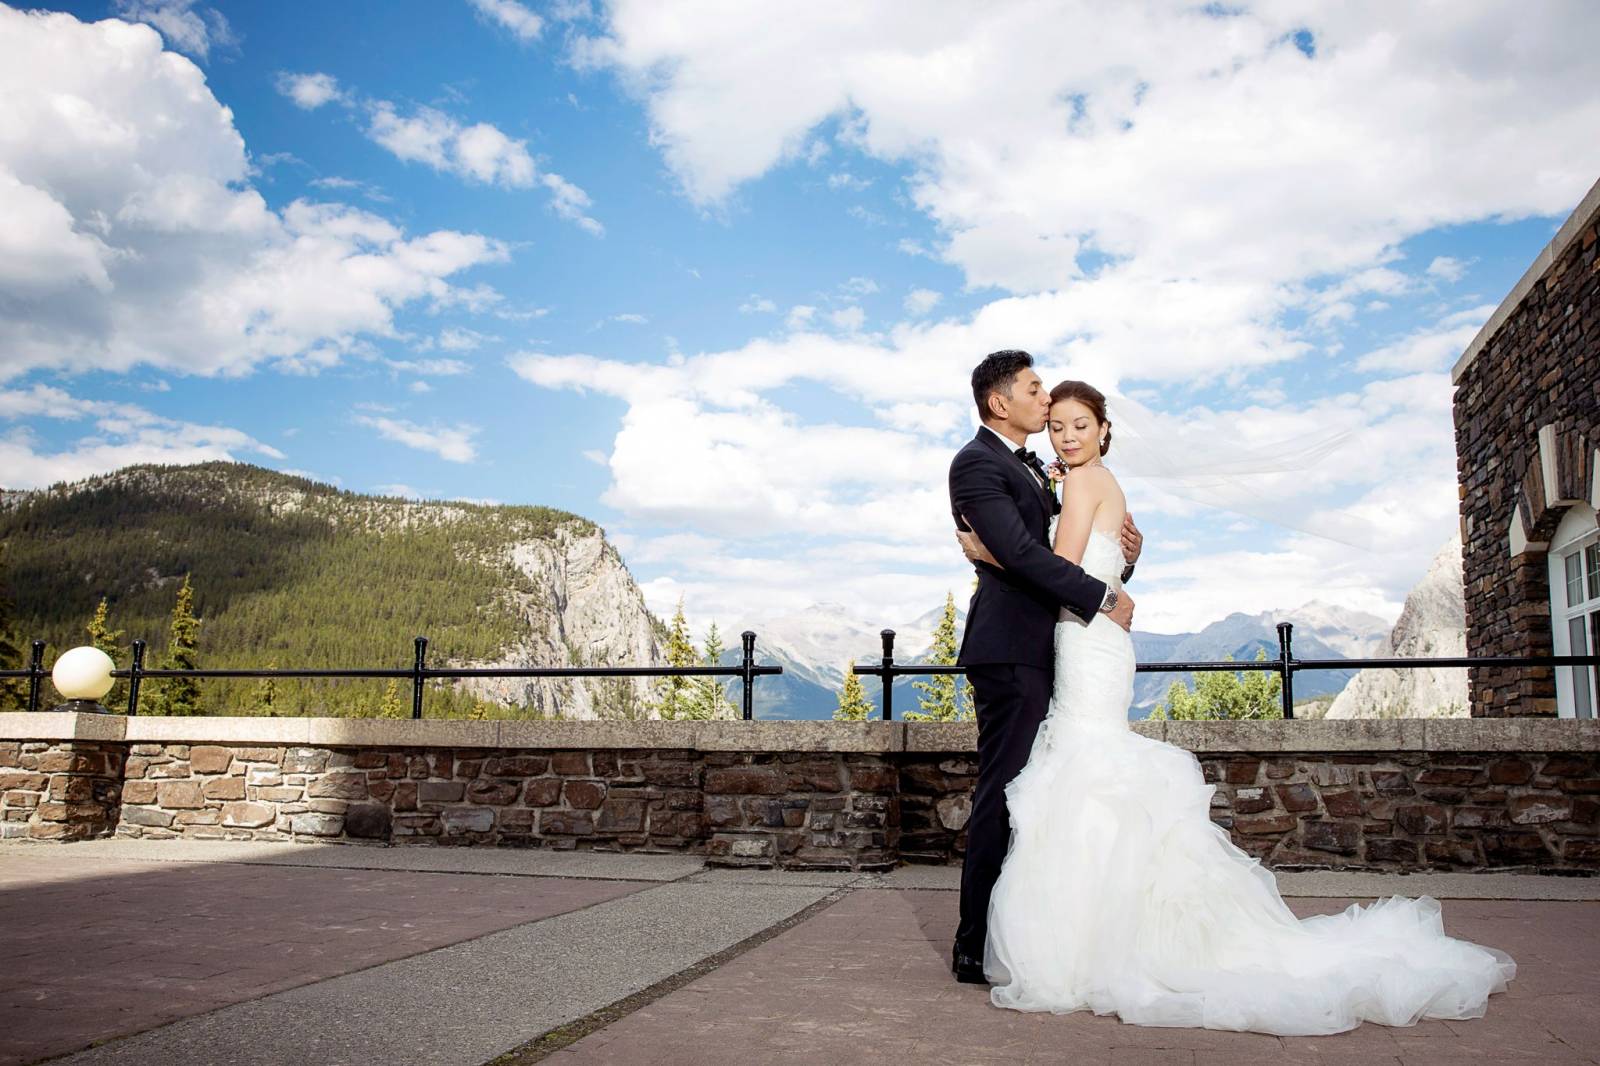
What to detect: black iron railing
<box><xmin>2</xmin><ymin>631</ymin><xmax>781</xmax><ymax>721</ymax></box>
<box><xmin>853</xmin><ymin>622</ymin><xmax>1600</xmax><ymax>721</ymax></box>
<box><xmin>8</xmin><ymin>622</ymin><xmax>1598</xmax><ymax>722</ymax></box>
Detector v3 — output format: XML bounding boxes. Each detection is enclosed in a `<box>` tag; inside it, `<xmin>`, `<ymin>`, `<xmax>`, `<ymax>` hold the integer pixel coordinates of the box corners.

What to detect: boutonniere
<box><xmin>1045</xmin><ymin>459</ymin><xmax>1068</xmax><ymax>487</ymax></box>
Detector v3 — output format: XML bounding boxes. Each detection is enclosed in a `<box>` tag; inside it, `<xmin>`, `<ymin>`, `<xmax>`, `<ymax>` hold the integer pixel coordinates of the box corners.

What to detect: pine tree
<box><xmin>653</xmin><ymin>597</ymin><xmax>701</xmax><ymax>720</ymax></box>
<box><xmin>377</xmin><ymin>678</ymin><xmax>404</xmax><ymax>719</ymax></box>
<box><xmin>1152</xmin><ymin>648</ymin><xmax>1283</xmax><ymax>721</ymax></box>
<box><xmin>86</xmin><ymin>597</ymin><xmax>126</xmax><ymax>707</ymax></box>
<box><xmin>0</xmin><ymin>543</ymin><xmax>25</xmax><ymax>711</ymax></box>
<box><xmin>689</xmin><ymin>620</ymin><xmax>730</xmax><ymax>720</ymax></box>
<box><xmin>252</xmin><ymin>662</ymin><xmax>278</xmax><ymax>716</ymax></box>
<box><xmin>906</xmin><ymin>592</ymin><xmax>974</xmax><ymax>722</ymax></box>
<box><xmin>155</xmin><ymin>576</ymin><xmax>203</xmax><ymax>717</ymax></box>
<box><xmin>834</xmin><ymin>663</ymin><xmax>875</xmax><ymax>721</ymax></box>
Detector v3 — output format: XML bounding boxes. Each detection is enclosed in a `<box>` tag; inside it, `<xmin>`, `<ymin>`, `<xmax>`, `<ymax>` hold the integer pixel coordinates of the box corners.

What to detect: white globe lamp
<box><xmin>51</xmin><ymin>646</ymin><xmax>117</xmax><ymax>714</ymax></box>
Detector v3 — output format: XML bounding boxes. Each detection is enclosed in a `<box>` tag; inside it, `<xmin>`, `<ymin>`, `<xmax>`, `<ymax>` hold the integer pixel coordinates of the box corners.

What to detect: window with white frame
<box><xmin>1549</xmin><ymin>503</ymin><xmax>1599</xmax><ymax>719</ymax></box>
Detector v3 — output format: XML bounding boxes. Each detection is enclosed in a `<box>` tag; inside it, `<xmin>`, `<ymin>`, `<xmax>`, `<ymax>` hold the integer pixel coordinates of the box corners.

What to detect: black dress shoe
<box><xmin>951</xmin><ymin>944</ymin><xmax>988</xmax><ymax>984</ymax></box>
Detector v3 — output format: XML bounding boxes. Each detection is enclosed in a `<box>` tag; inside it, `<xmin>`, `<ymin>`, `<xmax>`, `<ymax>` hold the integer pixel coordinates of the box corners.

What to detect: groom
<box><xmin>948</xmin><ymin>349</ymin><xmax>1140</xmax><ymax>984</ymax></box>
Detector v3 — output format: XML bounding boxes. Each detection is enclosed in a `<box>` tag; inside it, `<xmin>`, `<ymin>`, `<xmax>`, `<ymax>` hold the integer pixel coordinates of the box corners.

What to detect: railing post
<box><xmin>412</xmin><ymin>636</ymin><xmax>428</xmax><ymax>720</ymax></box>
<box><xmin>741</xmin><ymin>630</ymin><xmax>757</xmax><ymax>721</ymax></box>
<box><xmin>880</xmin><ymin>629</ymin><xmax>896</xmax><ymax>721</ymax></box>
<box><xmin>1276</xmin><ymin>622</ymin><xmax>1295</xmax><ymax>720</ymax></box>
<box><xmin>127</xmin><ymin>640</ymin><xmax>145</xmax><ymax>716</ymax></box>
<box><xmin>26</xmin><ymin>640</ymin><xmax>44</xmax><ymax>713</ymax></box>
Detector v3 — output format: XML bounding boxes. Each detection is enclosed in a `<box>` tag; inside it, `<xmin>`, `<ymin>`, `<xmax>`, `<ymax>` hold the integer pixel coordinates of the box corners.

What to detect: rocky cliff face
<box><xmin>453</xmin><ymin>527</ymin><xmax>662</xmax><ymax>720</ymax></box>
<box><xmin>1326</xmin><ymin>534</ymin><xmax>1467</xmax><ymax>719</ymax></box>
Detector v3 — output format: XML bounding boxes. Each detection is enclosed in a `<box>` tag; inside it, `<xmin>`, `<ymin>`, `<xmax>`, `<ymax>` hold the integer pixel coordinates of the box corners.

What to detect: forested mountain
<box><xmin>0</xmin><ymin>463</ymin><xmax>661</xmax><ymax>719</ymax></box>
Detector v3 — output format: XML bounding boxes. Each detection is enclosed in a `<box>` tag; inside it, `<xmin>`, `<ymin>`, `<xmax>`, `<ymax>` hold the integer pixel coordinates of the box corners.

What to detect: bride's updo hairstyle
<box><xmin>1049</xmin><ymin>380</ymin><xmax>1111</xmax><ymax>455</ymax></box>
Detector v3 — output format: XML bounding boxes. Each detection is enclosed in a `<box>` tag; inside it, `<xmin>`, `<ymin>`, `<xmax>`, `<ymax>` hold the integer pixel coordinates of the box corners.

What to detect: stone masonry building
<box><xmin>1453</xmin><ymin>176</ymin><xmax>1600</xmax><ymax>719</ymax></box>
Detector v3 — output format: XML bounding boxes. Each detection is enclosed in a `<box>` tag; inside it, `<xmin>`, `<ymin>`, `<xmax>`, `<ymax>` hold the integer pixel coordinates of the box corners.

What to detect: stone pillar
<box><xmin>1</xmin><ymin>740</ymin><xmax>125</xmax><ymax>841</ymax></box>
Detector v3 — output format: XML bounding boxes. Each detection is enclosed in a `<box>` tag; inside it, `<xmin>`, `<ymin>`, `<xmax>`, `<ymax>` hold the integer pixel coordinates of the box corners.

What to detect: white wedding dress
<box><xmin>984</xmin><ymin>527</ymin><xmax>1516</xmax><ymax>1035</ymax></box>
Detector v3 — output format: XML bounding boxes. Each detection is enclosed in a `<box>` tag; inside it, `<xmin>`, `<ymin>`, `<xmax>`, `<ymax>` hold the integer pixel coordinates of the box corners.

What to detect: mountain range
<box><xmin>4</xmin><ymin>462</ymin><xmax>1421</xmax><ymax>722</ymax></box>
<box><xmin>735</xmin><ymin>598</ymin><xmax>1393</xmax><ymax>720</ymax></box>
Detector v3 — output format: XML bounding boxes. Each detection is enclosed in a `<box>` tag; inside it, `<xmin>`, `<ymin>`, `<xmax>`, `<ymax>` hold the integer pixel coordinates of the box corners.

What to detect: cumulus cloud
<box><xmin>540</xmin><ymin>1</ymin><xmax>1600</xmax><ymax>630</ymax></box>
<box><xmin>0</xmin><ymin>8</ymin><xmax>509</xmax><ymax>382</ymax></box>
<box><xmin>1353</xmin><ymin>305</ymin><xmax>1495</xmax><ymax>373</ymax></box>
<box><xmin>904</xmin><ymin>288</ymin><xmax>941</xmax><ymax>316</ymax></box>
<box><xmin>275</xmin><ymin>71</ymin><xmax>345</xmax><ymax>110</ymax></box>
<box><xmin>354</xmin><ymin>413</ymin><xmax>479</xmax><ymax>463</ymax></box>
<box><xmin>359</xmin><ymin>99</ymin><xmax>604</xmax><ymax>233</ymax></box>
<box><xmin>0</xmin><ymin>383</ymin><xmax>282</xmax><ymax>489</ymax></box>
<box><xmin>113</xmin><ymin>0</ymin><xmax>233</xmax><ymax>61</ymax></box>
<box><xmin>368</xmin><ymin>102</ymin><xmax>536</xmax><ymax>187</ymax></box>
<box><xmin>828</xmin><ymin>306</ymin><xmax>865</xmax><ymax>332</ymax></box>
<box><xmin>468</xmin><ymin>0</ymin><xmax>544</xmax><ymax>42</ymax></box>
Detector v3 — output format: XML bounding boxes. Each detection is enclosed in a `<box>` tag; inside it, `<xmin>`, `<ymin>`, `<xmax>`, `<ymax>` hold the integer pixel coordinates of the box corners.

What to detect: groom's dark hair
<box><xmin>972</xmin><ymin>350</ymin><xmax>1034</xmax><ymax>422</ymax></box>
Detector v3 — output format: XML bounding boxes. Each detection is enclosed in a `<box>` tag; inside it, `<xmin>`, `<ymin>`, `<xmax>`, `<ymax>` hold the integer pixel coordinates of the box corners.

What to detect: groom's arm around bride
<box><xmin>946</xmin><ymin>350</ymin><xmax>1133</xmax><ymax>982</ymax></box>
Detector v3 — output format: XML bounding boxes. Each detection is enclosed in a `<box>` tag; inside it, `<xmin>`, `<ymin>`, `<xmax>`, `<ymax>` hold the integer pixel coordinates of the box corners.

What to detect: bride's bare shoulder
<box><xmin>1068</xmin><ymin>464</ymin><xmax>1118</xmax><ymax>492</ymax></box>
<box><xmin>1069</xmin><ymin>464</ymin><xmax>1125</xmax><ymax>510</ymax></box>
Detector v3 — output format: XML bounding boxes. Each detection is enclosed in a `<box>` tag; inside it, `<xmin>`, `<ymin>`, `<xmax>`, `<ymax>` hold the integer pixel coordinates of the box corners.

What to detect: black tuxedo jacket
<box><xmin>949</xmin><ymin>429</ymin><xmax>1108</xmax><ymax>668</ymax></box>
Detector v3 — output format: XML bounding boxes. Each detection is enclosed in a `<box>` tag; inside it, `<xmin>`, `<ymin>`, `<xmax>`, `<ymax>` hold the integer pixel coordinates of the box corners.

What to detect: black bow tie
<box><xmin>1013</xmin><ymin>446</ymin><xmax>1063</xmax><ymax>515</ymax></box>
<box><xmin>1014</xmin><ymin>446</ymin><xmax>1048</xmax><ymax>480</ymax></box>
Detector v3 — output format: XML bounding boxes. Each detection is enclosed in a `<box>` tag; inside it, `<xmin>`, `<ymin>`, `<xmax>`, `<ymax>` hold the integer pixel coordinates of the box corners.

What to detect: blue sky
<box><xmin>3</xmin><ymin>1</ymin><xmax>1599</xmax><ymax>637</ymax></box>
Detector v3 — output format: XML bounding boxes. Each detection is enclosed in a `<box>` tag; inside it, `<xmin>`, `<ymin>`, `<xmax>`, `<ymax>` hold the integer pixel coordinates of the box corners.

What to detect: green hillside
<box><xmin>0</xmin><ymin>462</ymin><xmax>604</xmax><ymax>717</ymax></box>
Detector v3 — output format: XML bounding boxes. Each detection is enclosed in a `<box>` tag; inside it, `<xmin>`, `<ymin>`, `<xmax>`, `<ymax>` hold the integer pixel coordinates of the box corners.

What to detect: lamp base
<box><xmin>47</xmin><ymin>699</ymin><xmax>114</xmax><ymax>715</ymax></box>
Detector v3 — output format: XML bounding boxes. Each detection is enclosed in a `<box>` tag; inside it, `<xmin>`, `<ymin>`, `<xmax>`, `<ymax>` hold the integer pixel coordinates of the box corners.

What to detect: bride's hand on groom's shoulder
<box><xmin>1120</xmin><ymin>513</ymin><xmax>1143</xmax><ymax>564</ymax></box>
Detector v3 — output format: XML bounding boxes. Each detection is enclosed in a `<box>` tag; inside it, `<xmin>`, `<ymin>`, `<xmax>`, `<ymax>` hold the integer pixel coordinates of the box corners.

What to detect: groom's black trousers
<box><xmin>955</xmin><ymin>661</ymin><xmax>1054</xmax><ymax>958</ymax></box>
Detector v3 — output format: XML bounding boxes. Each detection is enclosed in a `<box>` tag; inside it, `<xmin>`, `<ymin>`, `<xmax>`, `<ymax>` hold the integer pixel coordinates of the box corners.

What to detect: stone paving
<box><xmin>0</xmin><ymin>848</ymin><xmax>648</xmax><ymax>1065</ymax></box>
<box><xmin>1</xmin><ymin>840</ymin><xmax>1596</xmax><ymax>1066</ymax></box>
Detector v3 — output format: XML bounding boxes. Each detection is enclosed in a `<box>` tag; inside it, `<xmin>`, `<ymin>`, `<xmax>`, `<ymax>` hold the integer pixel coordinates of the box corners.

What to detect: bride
<box><xmin>955</xmin><ymin>379</ymin><xmax>1515</xmax><ymax>1036</ymax></box>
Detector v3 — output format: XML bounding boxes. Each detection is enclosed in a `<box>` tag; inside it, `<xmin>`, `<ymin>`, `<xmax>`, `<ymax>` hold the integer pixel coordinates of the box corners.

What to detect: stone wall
<box><xmin>1</xmin><ymin>738</ymin><xmax>124</xmax><ymax>841</ymax></box>
<box><xmin>901</xmin><ymin>749</ymin><xmax>1598</xmax><ymax>870</ymax></box>
<box><xmin>1452</xmin><ymin>177</ymin><xmax>1599</xmax><ymax>717</ymax></box>
<box><xmin>3</xmin><ymin>715</ymin><xmax>1597</xmax><ymax>874</ymax></box>
<box><xmin>110</xmin><ymin>742</ymin><xmax>902</xmax><ymax>871</ymax></box>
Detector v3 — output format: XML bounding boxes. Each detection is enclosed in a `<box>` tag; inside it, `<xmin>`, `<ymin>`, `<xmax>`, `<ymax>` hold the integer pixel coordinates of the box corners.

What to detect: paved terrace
<box><xmin>1</xmin><ymin>840</ymin><xmax>1596</xmax><ymax>1066</ymax></box>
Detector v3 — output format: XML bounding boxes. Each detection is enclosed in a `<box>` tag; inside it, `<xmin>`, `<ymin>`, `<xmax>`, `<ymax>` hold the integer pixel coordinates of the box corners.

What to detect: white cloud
<box><xmin>611</xmin><ymin>312</ymin><xmax>649</xmax><ymax>324</ymax></box>
<box><xmin>828</xmin><ymin>306</ymin><xmax>865</xmax><ymax>332</ymax></box>
<box><xmin>0</xmin><ymin>8</ymin><xmax>509</xmax><ymax>382</ymax></box>
<box><xmin>827</xmin><ymin>171</ymin><xmax>872</xmax><ymax>191</ymax></box>
<box><xmin>0</xmin><ymin>383</ymin><xmax>283</xmax><ymax>489</ymax></box>
<box><xmin>276</xmin><ymin>71</ymin><xmax>344</xmax><ymax>110</ymax></box>
<box><xmin>1353</xmin><ymin>305</ymin><xmax>1494</xmax><ymax>373</ymax></box>
<box><xmin>847</xmin><ymin>204</ymin><xmax>886</xmax><ymax>227</ymax></box>
<box><xmin>113</xmin><ymin>0</ymin><xmax>232</xmax><ymax>61</ymax></box>
<box><xmin>332</xmin><ymin>82</ymin><xmax>604</xmax><ymax>234</ymax></box>
<box><xmin>409</xmin><ymin>380</ymin><xmax>433</xmax><ymax>394</ymax></box>
<box><xmin>438</xmin><ymin>327</ymin><xmax>488</xmax><ymax>351</ymax></box>
<box><xmin>308</xmin><ymin>175</ymin><xmax>391</xmax><ymax>203</ymax></box>
<box><xmin>739</xmin><ymin>294</ymin><xmax>777</xmax><ymax>314</ymax></box>
<box><xmin>467</xmin><ymin>0</ymin><xmax>543</xmax><ymax>42</ymax></box>
<box><xmin>904</xmin><ymin>288</ymin><xmax>941</xmax><ymax>316</ymax></box>
<box><xmin>373</xmin><ymin>482</ymin><xmax>422</xmax><ymax>499</ymax></box>
<box><xmin>785</xmin><ymin>305</ymin><xmax>817</xmax><ymax>330</ymax></box>
<box><xmin>353</xmin><ymin>414</ymin><xmax>478</xmax><ymax>463</ymax></box>
<box><xmin>540</xmin><ymin>172</ymin><xmax>605</xmax><ymax>236</ymax></box>
<box><xmin>1426</xmin><ymin>255</ymin><xmax>1470</xmax><ymax>282</ymax></box>
<box><xmin>368</xmin><ymin>103</ymin><xmax>537</xmax><ymax>188</ymax></box>
<box><xmin>386</xmin><ymin>357</ymin><xmax>472</xmax><ymax>376</ymax></box>
<box><xmin>840</xmin><ymin>276</ymin><xmax>879</xmax><ymax>297</ymax></box>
